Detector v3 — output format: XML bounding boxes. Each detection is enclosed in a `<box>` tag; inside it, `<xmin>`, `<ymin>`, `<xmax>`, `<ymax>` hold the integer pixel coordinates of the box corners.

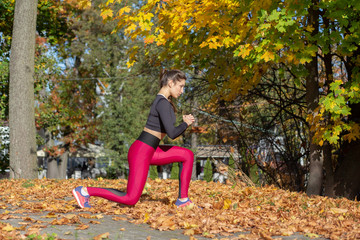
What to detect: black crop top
<box><xmin>145</xmin><ymin>95</ymin><xmax>188</xmax><ymax>139</ymax></box>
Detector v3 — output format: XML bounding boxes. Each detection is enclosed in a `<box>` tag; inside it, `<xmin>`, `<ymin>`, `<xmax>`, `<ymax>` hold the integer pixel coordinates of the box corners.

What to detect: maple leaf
<box><xmin>223</xmin><ymin>199</ymin><xmax>232</xmax><ymax>210</ymax></box>
<box><xmin>330</xmin><ymin>207</ymin><xmax>348</xmax><ymax>214</ymax></box>
<box><xmin>143</xmin><ymin>212</ymin><xmax>150</xmax><ymax>223</ymax></box>
<box><xmin>93</xmin><ymin>232</ymin><xmax>110</xmax><ymax>240</ymax></box>
<box><xmin>261</xmin><ymin>51</ymin><xmax>275</xmax><ymax>62</ymax></box>
<box><xmin>305</xmin><ymin>233</ymin><xmax>320</xmax><ymax>238</ymax></box>
<box><xmin>184</xmin><ymin>228</ymin><xmax>195</xmax><ymax>236</ymax></box>
<box><xmin>26</xmin><ymin>227</ymin><xmax>41</xmax><ymax>236</ymax></box>
<box><xmin>125</xmin><ymin>23</ymin><xmax>137</xmax><ymax>34</ymax></box>
<box><xmin>101</xmin><ymin>8</ymin><xmax>113</xmax><ymax>20</ymax></box>
<box><xmin>119</xmin><ymin>6</ymin><xmax>131</xmax><ymax>15</ymax></box>
<box><xmin>2</xmin><ymin>223</ymin><xmax>15</xmax><ymax>232</ymax></box>
<box><xmin>94</xmin><ymin>214</ymin><xmax>104</xmax><ymax>219</ymax></box>
<box><xmin>44</xmin><ymin>212</ymin><xmax>57</xmax><ymax>218</ymax></box>
<box><xmin>113</xmin><ymin>216</ymin><xmax>127</xmax><ymax>221</ymax></box>
<box><xmin>126</xmin><ymin>60</ymin><xmax>135</xmax><ymax>68</ymax></box>
<box><xmin>144</xmin><ymin>35</ymin><xmax>156</xmax><ymax>44</ymax></box>
<box><xmin>78</xmin><ymin>0</ymin><xmax>91</xmax><ymax>9</ymax></box>
<box><xmin>76</xmin><ymin>224</ymin><xmax>89</xmax><ymax>230</ymax></box>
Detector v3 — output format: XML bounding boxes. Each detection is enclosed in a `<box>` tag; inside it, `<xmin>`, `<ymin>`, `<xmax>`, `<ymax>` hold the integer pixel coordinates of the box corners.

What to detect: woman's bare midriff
<box><xmin>143</xmin><ymin>127</ymin><xmax>166</xmax><ymax>140</ymax></box>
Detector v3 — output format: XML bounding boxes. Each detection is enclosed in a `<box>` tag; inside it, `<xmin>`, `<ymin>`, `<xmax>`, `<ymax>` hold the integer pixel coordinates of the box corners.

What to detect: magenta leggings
<box><xmin>87</xmin><ymin>140</ymin><xmax>194</xmax><ymax>205</ymax></box>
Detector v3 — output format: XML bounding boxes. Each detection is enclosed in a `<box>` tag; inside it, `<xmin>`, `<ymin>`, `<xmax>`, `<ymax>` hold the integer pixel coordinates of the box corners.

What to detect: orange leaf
<box><xmin>2</xmin><ymin>224</ymin><xmax>15</xmax><ymax>232</ymax></box>
<box><xmin>223</xmin><ymin>199</ymin><xmax>232</xmax><ymax>210</ymax></box>
<box><xmin>89</xmin><ymin>220</ymin><xmax>101</xmax><ymax>224</ymax></box>
<box><xmin>101</xmin><ymin>8</ymin><xmax>113</xmax><ymax>20</ymax></box>
<box><xmin>76</xmin><ymin>224</ymin><xmax>89</xmax><ymax>230</ymax></box>
<box><xmin>184</xmin><ymin>229</ymin><xmax>195</xmax><ymax>236</ymax></box>
<box><xmin>330</xmin><ymin>208</ymin><xmax>348</xmax><ymax>214</ymax></box>
<box><xmin>94</xmin><ymin>232</ymin><xmax>110</xmax><ymax>240</ymax></box>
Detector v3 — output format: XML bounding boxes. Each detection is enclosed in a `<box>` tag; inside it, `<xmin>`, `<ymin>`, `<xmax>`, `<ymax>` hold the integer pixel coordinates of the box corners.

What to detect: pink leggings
<box><xmin>87</xmin><ymin>140</ymin><xmax>194</xmax><ymax>205</ymax></box>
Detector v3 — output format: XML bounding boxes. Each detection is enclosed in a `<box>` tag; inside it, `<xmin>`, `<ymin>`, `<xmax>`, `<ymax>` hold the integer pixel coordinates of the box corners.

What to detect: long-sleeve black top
<box><xmin>145</xmin><ymin>95</ymin><xmax>188</xmax><ymax>139</ymax></box>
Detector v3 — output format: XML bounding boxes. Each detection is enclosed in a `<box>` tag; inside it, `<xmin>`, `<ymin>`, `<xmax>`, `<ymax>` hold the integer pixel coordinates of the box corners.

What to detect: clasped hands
<box><xmin>183</xmin><ymin>114</ymin><xmax>195</xmax><ymax>126</ymax></box>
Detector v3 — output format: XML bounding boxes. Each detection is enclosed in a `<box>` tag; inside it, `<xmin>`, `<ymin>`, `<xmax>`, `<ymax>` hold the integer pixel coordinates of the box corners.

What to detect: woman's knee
<box><xmin>183</xmin><ymin>148</ymin><xmax>194</xmax><ymax>163</ymax></box>
<box><xmin>125</xmin><ymin>193</ymin><xmax>142</xmax><ymax>205</ymax></box>
<box><xmin>127</xmin><ymin>198</ymin><xmax>140</xmax><ymax>206</ymax></box>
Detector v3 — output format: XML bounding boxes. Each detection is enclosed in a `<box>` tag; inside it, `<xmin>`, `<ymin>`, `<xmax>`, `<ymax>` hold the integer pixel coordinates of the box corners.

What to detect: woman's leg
<box><xmin>150</xmin><ymin>145</ymin><xmax>194</xmax><ymax>198</ymax></box>
<box><xmin>87</xmin><ymin>140</ymin><xmax>155</xmax><ymax>205</ymax></box>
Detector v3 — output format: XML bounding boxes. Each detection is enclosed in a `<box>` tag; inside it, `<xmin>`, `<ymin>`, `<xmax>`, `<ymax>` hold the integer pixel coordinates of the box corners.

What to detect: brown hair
<box><xmin>159</xmin><ymin>69</ymin><xmax>187</xmax><ymax>112</ymax></box>
<box><xmin>159</xmin><ymin>69</ymin><xmax>187</xmax><ymax>88</ymax></box>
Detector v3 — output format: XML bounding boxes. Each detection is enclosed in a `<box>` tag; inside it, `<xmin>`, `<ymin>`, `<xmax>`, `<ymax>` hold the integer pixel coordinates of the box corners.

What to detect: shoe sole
<box><xmin>176</xmin><ymin>201</ymin><xmax>193</xmax><ymax>208</ymax></box>
<box><xmin>72</xmin><ymin>189</ymin><xmax>84</xmax><ymax>209</ymax></box>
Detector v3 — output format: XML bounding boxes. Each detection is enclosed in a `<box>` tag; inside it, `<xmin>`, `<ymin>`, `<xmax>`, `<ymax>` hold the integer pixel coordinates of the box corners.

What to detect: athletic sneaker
<box><xmin>72</xmin><ymin>186</ymin><xmax>91</xmax><ymax>208</ymax></box>
<box><xmin>175</xmin><ymin>198</ymin><xmax>193</xmax><ymax>208</ymax></box>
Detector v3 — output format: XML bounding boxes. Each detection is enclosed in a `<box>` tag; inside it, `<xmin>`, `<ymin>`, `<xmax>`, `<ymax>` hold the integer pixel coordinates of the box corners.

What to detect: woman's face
<box><xmin>169</xmin><ymin>78</ymin><xmax>186</xmax><ymax>99</ymax></box>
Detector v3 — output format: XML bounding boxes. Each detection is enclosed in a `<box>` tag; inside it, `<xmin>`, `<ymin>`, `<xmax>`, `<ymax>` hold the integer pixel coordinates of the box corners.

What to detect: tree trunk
<box><xmin>337</xmin><ymin>150</ymin><xmax>360</xmax><ymax>199</ymax></box>
<box><xmin>46</xmin><ymin>150</ymin><xmax>62</xmax><ymax>179</ymax></box>
<box><xmin>47</xmin><ymin>158</ymin><xmax>59</xmax><ymax>179</ymax></box>
<box><xmin>305</xmin><ymin>0</ymin><xmax>322</xmax><ymax>196</ymax></box>
<box><xmin>44</xmin><ymin>132</ymin><xmax>68</xmax><ymax>179</ymax></box>
<box><xmin>323</xmin><ymin>141</ymin><xmax>335</xmax><ymax>197</ymax></box>
<box><xmin>333</xmin><ymin>103</ymin><xmax>360</xmax><ymax>199</ymax></box>
<box><xmin>46</xmin><ymin>151</ymin><xmax>68</xmax><ymax>179</ymax></box>
<box><xmin>59</xmin><ymin>151</ymin><xmax>69</xmax><ymax>179</ymax></box>
<box><xmin>333</xmin><ymin>140</ymin><xmax>360</xmax><ymax>200</ymax></box>
<box><xmin>191</xmin><ymin>101</ymin><xmax>198</xmax><ymax>180</ymax></box>
<box><xmin>306</xmin><ymin>81</ymin><xmax>323</xmax><ymax>196</ymax></box>
<box><xmin>322</xmin><ymin>16</ymin><xmax>335</xmax><ymax>197</ymax></box>
<box><xmin>9</xmin><ymin>0</ymin><xmax>39</xmax><ymax>179</ymax></box>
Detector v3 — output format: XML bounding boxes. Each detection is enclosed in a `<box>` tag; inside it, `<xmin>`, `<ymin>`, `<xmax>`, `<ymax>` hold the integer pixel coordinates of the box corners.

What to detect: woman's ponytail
<box><xmin>159</xmin><ymin>69</ymin><xmax>167</xmax><ymax>88</ymax></box>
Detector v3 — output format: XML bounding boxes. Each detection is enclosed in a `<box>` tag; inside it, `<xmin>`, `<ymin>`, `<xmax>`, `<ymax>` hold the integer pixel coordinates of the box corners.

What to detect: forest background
<box><xmin>0</xmin><ymin>0</ymin><xmax>360</xmax><ymax>200</ymax></box>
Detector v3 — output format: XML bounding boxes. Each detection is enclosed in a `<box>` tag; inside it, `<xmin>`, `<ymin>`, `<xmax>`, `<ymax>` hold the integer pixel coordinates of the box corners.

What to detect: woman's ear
<box><xmin>168</xmin><ymin>80</ymin><xmax>174</xmax><ymax>88</ymax></box>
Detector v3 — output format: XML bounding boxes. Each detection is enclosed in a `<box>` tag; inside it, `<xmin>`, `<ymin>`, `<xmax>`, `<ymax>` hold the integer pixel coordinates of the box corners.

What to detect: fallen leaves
<box><xmin>0</xmin><ymin>178</ymin><xmax>359</xmax><ymax>239</ymax></box>
<box><xmin>151</xmin><ymin>215</ymin><xmax>176</xmax><ymax>231</ymax></box>
<box><xmin>50</xmin><ymin>214</ymin><xmax>81</xmax><ymax>225</ymax></box>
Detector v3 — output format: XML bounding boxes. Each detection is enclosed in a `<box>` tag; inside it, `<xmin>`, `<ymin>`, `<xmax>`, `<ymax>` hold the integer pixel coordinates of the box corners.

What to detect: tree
<box><xmin>97</xmin><ymin>5</ymin><xmax>162</xmax><ymax>178</ymax></box>
<box><xmin>9</xmin><ymin>0</ymin><xmax>39</xmax><ymax>178</ymax></box>
<box><xmin>149</xmin><ymin>165</ymin><xmax>158</xmax><ymax>180</ymax></box>
<box><xmin>0</xmin><ymin>1</ymin><xmax>13</xmax><ymax>61</ymax></box>
<box><xmin>304</xmin><ymin>0</ymin><xmax>322</xmax><ymax>196</ymax></box>
<box><xmin>0</xmin><ymin>62</ymin><xmax>9</xmax><ymax>125</ymax></box>
<box><xmin>170</xmin><ymin>163</ymin><xmax>179</xmax><ymax>179</ymax></box>
<box><xmin>101</xmin><ymin>0</ymin><xmax>360</xmax><ymax>198</ymax></box>
<box><xmin>204</xmin><ymin>158</ymin><xmax>213</xmax><ymax>182</ymax></box>
<box><xmin>36</xmin><ymin>1</ymin><xmax>114</xmax><ymax>178</ymax></box>
<box><xmin>1</xmin><ymin>0</ymin><xmax>77</xmax><ymax>174</ymax></box>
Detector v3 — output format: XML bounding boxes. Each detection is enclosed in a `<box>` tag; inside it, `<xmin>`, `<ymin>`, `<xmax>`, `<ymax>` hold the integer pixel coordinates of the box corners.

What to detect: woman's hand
<box><xmin>183</xmin><ymin>114</ymin><xmax>195</xmax><ymax>126</ymax></box>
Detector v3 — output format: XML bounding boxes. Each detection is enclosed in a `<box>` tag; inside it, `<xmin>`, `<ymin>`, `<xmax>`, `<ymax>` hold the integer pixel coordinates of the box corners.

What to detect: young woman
<box><xmin>72</xmin><ymin>69</ymin><xmax>195</xmax><ymax>208</ymax></box>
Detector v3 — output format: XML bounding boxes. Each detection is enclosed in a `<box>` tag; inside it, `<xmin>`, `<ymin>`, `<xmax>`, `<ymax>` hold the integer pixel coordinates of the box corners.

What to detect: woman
<box><xmin>72</xmin><ymin>69</ymin><xmax>195</xmax><ymax>208</ymax></box>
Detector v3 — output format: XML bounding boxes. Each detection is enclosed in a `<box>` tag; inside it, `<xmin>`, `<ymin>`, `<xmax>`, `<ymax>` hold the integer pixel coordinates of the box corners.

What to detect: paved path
<box><xmin>1</xmin><ymin>207</ymin><xmax>327</xmax><ymax>240</ymax></box>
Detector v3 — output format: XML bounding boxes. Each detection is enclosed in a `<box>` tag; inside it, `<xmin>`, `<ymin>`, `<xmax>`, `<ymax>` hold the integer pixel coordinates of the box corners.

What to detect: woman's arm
<box><xmin>156</xmin><ymin>99</ymin><xmax>190</xmax><ymax>139</ymax></box>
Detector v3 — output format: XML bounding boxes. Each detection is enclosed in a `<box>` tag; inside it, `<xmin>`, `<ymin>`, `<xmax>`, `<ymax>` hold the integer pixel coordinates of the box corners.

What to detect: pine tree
<box><xmin>149</xmin><ymin>165</ymin><xmax>158</xmax><ymax>180</ymax></box>
<box><xmin>228</xmin><ymin>155</ymin><xmax>235</xmax><ymax>169</ymax></box>
<box><xmin>170</xmin><ymin>163</ymin><xmax>179</xmax><ymax>179</ymax></box>
<box><xmin>204</xmin><ymin>158</ymin><xmax>213</xmax><ymax>182</ymax></box>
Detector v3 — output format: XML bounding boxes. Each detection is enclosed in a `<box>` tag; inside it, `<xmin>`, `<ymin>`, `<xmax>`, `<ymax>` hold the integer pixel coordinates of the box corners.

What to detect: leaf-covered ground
<box><xmin>0</xmin><ymin>178</ymin><xmax>359</xmax><ymax>239</ymax></box>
